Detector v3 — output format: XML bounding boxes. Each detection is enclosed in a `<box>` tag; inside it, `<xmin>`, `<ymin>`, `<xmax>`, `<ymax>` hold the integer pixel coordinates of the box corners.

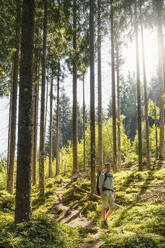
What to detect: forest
<box><xmin>0</xmin><ymin>0</ymin><xmax>165</xmax><ymax>247</ymax></box>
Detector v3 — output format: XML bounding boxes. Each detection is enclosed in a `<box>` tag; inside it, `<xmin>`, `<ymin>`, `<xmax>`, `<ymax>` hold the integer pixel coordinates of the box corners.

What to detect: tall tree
<box><xmin>135</xmin><ymin>0</ymin><xmax>142</xmax><ymax>171</ymax></box>
<box><xmin>72</xmin><ymin>0</ymin><xmax>78</xmax><ymax>176</ymax></box>
<box><xmin>97</xmin><ymin>0</ymin><xmax>103</xmax><ymax>173</ymax></box>
<box><xmin>90</xmin><ymin>0</ymin><xmax>96</xmax><ymax>193</ymax></box>
<box><xmin>140</xmin><ymin>4</ymin><xmax>150</xmax><ymax>169</ymax></box>
<box><xmin>156</xmin><ymin>0</ymin><xmax>164</xmax><ymax>161</ymax></box>
<box><xmin>83</xmin><ymin>73</ymin><xmax>86</xmax><ymax>171</ymax></box>
<box><xmin>56</xmin><ymin>66</ymin><xmax>60</xmax><ymax>176</ymax></box>
<box><xmin>39</xmin><ymin>0</ymin><xmax>47</xmax><ymax>196</ymax></box>
<box><xmin>48</xmin><ymin>71</ymin><xmax>53</xmax><ymax>178</ymax></box>
<box><xmin>15</xmin><ymin>0</ymin><xmax>34</xmax><ymax>223</ymax></box>
<box><xmin>32</xmin><ymin>63</ymin><xmax>39</xmax><ymax>185</ymax></box>
<box><xmin>116</xmin><ymin>43</ymin><xmax>121</xmax><ymax>170</ymax></box>
<box><xmin>110</xmin><ymin>1</ymin><xmax>117</xmax><ymax>172</ymax></box>
<box><xmin>7</xmin><ymin>0</ymin><xmax>21</xmax><ymax>194</ymax></box>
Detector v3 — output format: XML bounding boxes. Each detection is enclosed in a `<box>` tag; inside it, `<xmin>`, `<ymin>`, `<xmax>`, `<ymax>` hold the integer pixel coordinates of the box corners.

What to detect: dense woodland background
<box><xmin>0</xmin><ymin>0</ymin><xmax>165</xmax><ymax>247</ymax></box>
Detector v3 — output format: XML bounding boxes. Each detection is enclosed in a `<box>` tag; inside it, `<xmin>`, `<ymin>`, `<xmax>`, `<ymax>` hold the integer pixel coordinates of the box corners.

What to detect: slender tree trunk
<box><xmin>97</xmin><ymin>0</ymin><xmax>103</xmax><ymax>173</ymax></box>
<box><xmin>83</xmin><ymin>73</ymin><xmax>86</xmax><ymax>171</ymax></box>
<box><xmin>15</xmin><ymin>0</ymin><xmax>34</xmax><ymax>224</ymax></box>
<box><xmin>135</xmin><ymin>1</ymin><xmax>142</xmax><ymax>171</ymax></box>
<box><xmin>7</xmin><ymin>0</ymin><xmax>21</xmax><ymax>194</ymax></box>
<box><xmin>39</xmin><ymin>0</ymin><xmax>47</xmax><ymax>196</ymax></box>
<box><xmin>157</xmin><ymin>0</ymin><xmax>164</xmax><ymax>161</ymax></box>
<box><xmin>90</xmin><ymin>0</ymin><xmax>96</xmax><ymax>193</ymax></box>
<box><xmin>110</xmin><ymin>2</ymin><xmax>117</xmax><ymax>172</ymax></box>
<box><xmin>44</xmin><ymin>76</ymin><xmax>49</xmax><ymax>135</ymax></box>
<box><xmin>56</xmin><ymin>67</ymin><xmax>60</xmax><ymax>176</ymax></box>
<box><xmin>49</xmin><ymin>71</ymin><xmax>53</xmax><ymax>178</ymax></box>
<box><xmin>7</xmin><ymin>89</ymin><xmax>12</xmax><ymax>181</ymax></box>
<box><xmin>116</xmin><ymin>43</ymin><xmax>121</xmax><ymax>171</ymax></box>
<box><xmin>154</xmin><ymin>99</ymin><xmax>158</xmax><ymax>160</ymax></box>
<box><xmin>140</xmin><ymin>13</ymin><xmax>150</xmax><ymax>170</ymax></box>
<box><xmin>32</xmin><ymin>62</ymin><xmax>40</xmax><ymax>185</ymax></box>
<box><xmin>72</xmin><ymin>0</ymin><xmax>78</xmax><ymax>176</ymax></box>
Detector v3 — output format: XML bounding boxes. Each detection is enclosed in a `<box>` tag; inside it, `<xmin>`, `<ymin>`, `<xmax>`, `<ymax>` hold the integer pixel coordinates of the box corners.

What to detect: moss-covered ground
<box><xmin>0</xmin><ymin>169</ymin><xmax>164</xmax><ymax>247</ymax></box>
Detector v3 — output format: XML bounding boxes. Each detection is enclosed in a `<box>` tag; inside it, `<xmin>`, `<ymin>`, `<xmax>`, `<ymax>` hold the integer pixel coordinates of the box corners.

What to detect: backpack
<box><xmin>96</xmin><ymin>172</ymin><xmax>108</xmax><ymax>195</ymax></box>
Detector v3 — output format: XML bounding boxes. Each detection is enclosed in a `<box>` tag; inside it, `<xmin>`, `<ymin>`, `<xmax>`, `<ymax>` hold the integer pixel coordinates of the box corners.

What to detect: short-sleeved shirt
<box><xmin>99</xmin><ymin>173</ymin><xmax>114</xmax><ymax>196</ymax></box>
<box><xmin>99</xmin><ymin>172</ymin><xmax>115</xmax><ymax>208</ymax></box>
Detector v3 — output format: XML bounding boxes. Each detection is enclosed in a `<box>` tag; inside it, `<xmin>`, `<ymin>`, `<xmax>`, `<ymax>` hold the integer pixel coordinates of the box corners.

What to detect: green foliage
<box><xmin>0</xmin><ymin>214</ymin><xmax>79</xmax><ymax>248</ymax></box>
<box><xmin>101</xmin><ymin>233</ymin><xmax>161</xmax><ymax>248</ymax></box>
<box><xmin>148</xmin><ymin>100</ymin><xmax>159</xmax><ymax>120</ymax></box>
<box><xmin>0</xmin><ymin>191</ymin><xmax>15</xmax><ymax>212</ymax></box>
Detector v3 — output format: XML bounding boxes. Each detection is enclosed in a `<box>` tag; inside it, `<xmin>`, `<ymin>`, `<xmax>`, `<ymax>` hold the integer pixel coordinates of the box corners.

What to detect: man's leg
<box><xmin>101</xmin><ymin>207</ymin><xmax>106</xmax><ymax>221</ymax></box>
<box><xmin>105</xmin><ymin>207</ymin><xmax>113</xmax><ymax>220</ymax></box>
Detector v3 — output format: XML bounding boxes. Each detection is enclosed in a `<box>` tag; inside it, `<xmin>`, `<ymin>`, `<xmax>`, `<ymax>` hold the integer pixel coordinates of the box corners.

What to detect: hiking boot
<box><xmin>101</xmin><ymin>220</ymin><xmax>109</xmax><ymax>228</ymax></box>
<box><xmin>104</xmin><ymin>220</ymin><xmax>109</xmax><ymax>227</ymax></box>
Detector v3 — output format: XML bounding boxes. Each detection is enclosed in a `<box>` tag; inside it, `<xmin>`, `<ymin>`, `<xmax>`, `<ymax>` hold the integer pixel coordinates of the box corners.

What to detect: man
<box><xmin>99</xmin><ymin>162</ymin><xmax>115</xmax><ymax>228</ymax></box>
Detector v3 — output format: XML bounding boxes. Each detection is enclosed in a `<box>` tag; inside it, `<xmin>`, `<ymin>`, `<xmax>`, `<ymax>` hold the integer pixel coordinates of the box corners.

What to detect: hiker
<box><xmin>99</xmin><ymin>162</ymin><xmax>115</xmax><ymax>228</ymax></box>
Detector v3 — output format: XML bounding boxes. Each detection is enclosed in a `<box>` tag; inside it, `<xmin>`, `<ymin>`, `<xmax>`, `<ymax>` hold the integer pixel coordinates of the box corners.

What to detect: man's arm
<box><xmin>99</xmin><ymin>174</ymin><xmax>104</xmax><ymax>201</ymax></box>
<box><xmin>99</xmin><ymin>187</ymin><xmax>104</xmax><ymax>201</ymax></box>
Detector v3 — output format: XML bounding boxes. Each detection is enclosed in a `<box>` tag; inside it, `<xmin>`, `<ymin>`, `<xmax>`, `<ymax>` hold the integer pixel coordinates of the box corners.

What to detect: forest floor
<box><xmin>46</xmin><ymin>168</ymin><xmax>165</xmax><ymax>248</ymax></box>
<box><xmin>49</xmin><ymin>180</ymin><xmax>107</xmax><ymax>248</ymax></box>
<box><xmin>0</xmin><ymin>168</ymin><xmax>165</xmax><ymax>248</ymax></box>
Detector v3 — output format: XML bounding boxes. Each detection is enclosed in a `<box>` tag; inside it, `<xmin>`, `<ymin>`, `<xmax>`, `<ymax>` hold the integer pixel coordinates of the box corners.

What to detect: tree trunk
<box><xmin>97</xmin><ymin>0</ymin><xmax>103</xmax><ymax>173</ymax></box>
<box><xmin>157</xmin><ymin>0</ymin><xmax>164</xmax><ymax>161</ymax></box>
<box><xmin>7</xmin><ymin>89</ymin><xmax>12</xmax><ymax>183</ymax></box>
<box><xmin>140</xmin><ymin>11</ymin><xmax>150</xmax><ymax>170</ymax></box>
<box><xmin>44</xmin><ymin>76</ymin><xmax>49</xmax><ymax>136</ymax></box>
<box><xmin>135</xmin><ymin>1</ymin><xmax>142</xmax><ymax>171</ymax></box>
<box><xmin>90</xmin><ymin>0</ymin><xmax>96</xmax><ymax>193</ymax></box>
<box><xmin>56</xmin><ymin>67</ymin><xmax>60</xmax><ymax>176</ymax></box>
<box><xmin>49</xmin><ymin>71</ymin><xmax>53</xmax><ymax>178</ymax></box>
<box><xmin>15</xmin><ymin>0</ymin><xmax>34</xmax><ymax>223</ymax></box>
<box><xmin>83</xmin><ymin>73</ymin><xmax>86</xmax><ymax>171</ymax></box>
<box><xmin>32</xmin><ymin>61</ymin><xmax>40</xmax><ymax>185</ymax></box>
<box><xmin>154</xmin><ymin>99</ymin><xmax>158</xmax><ymax>160</ymax></box>
<box><xmin>39</xmin><ymin>0</ymin><xmax>47</xmax><ymax>196</ymax></box>
<box><xmin>72</xmin><ymin>0</ymin><xmax>78</xmax><ymax>176</ymax></box>
<box><xmin>110</xmin><ymin>3</ymin><xmax>117</xmax><ymax>172</ymax></box>
<box><xmin>116</xmin><ymin>43</ymin><xmax>121</xmax><ymax>171</ymax></box>
<box><xmin>7</xmin><ymin>0</ymin><xmax>21</xmax><ymax>194</ymax></box>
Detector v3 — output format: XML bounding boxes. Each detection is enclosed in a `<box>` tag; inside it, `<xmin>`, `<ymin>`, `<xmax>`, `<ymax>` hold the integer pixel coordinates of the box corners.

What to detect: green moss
<box><xmin>101</xmin><ymin>233</ymin><xmax>165</xmax><ymax>248</ymax></box>
<box><xmin>0</xmin><ymin>214</ymin><xmax>80</xmax><ymax>248</ymax></box>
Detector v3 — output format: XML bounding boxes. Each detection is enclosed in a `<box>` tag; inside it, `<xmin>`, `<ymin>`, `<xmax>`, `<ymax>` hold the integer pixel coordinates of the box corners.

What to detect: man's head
<box><xmin>104</xmin><ymin>162</ymin><xmax>112</xmax><ymax>173</ymax></box>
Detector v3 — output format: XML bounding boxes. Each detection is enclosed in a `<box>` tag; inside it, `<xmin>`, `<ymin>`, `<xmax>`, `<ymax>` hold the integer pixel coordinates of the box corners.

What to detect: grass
<box><xmin>0</xmin><ymin>168</ymin><xmax>164</xmax><ymax>247</ymax></box>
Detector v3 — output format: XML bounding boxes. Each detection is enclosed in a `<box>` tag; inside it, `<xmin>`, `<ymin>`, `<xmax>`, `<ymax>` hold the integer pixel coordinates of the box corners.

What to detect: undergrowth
<box><xmin>0</xmin><ymin>169</ymin><xmax>164</xmax><ymax>247</ymax></box>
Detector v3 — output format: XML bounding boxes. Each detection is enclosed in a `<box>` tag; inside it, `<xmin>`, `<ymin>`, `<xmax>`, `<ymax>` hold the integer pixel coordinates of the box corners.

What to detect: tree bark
<box><xmin>83</xmin><ymin>73</ymin><xmax>86</xmax><ymax>171</ymax></box>
<box><xmin>7</xmin><ymin>89</ymin><xmax>12</xmax><ymax>184</ymax></box>
<box><xmin>97</xmin><ymin>0</ymin><xmax>103</xmax><ymax>173</ymax></box>
<box><xmin>135</xmin><ymin>1</ymin><xmax>142</xmax><ymax>171</ymax></box>
<box><xmin>110</xmin><ymin>2</ymin><xmax>117</xmax><ymax>172</ymax></box>
<box><xmin>7</xmin><ymin>0</ymin><xmax>21</xmax><ymax>194</ymax></box>
<box><xmin>56</xmin><ymin>67</ymin><xmax>60</xmax><ymax>176</ymax></box>
<box><xmin>154</xmin><ymin>98</ymin><xmax>158</xmax><ymax>160</ymax></box>
<box><xmin>15</xmin><ymin>0</ymin><xmax>34</xmax><ymax>223</ymax></box>
<box><xmin>157</xmin><ymin>0</ymin><xmax>164</xmax><ymax>161</ymax></box>
<box><xmin>39</xmin><ymin>0</ymin><xmax>47</xmax><ymax>196</ymax></box>
<box><xmin>44</xmin><ymin>76</ymin><xmax>49</xmax><ymax>136</ymax></box>
<box><xmin>116</xmin><ymin>43</ymin><xmax>121</xmax><ymax>171</ymax></box>
<box><xmin>90</xmin><ymin>0</ymin><xmax>96</xmax><ymax>193</ymax></box>
<box><xmin>72</xmin><ymin>0</ymin><xmax>78</xmax><ymax>176</ymax></box>
<box><xmin>140</xmin><ymin>10</ymin><xmax>150</xmax><ymax>170</ymax></box>
<box><xmin>49</xmin><ymin>71</ymin><xmax>53</xmax><ymax>178</ymax></box>
<box><xmin>32</xmin><ymin>61</ymin><xmax>40</xmax><ymax>185</ymax></box>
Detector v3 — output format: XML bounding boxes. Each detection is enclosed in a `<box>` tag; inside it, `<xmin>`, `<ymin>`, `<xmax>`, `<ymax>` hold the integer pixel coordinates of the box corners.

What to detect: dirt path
<box><xmin>49</xmin><ymin>182</ymin><xmax>107</xmax><ymax>248</ymax></box>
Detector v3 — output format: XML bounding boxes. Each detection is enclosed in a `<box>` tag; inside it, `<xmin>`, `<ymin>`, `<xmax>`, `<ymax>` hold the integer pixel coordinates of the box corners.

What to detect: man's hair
<box><xmin>105</xmin><ymin>162</ymin><xmax>111</xmax><ymax>167</ymax></box>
